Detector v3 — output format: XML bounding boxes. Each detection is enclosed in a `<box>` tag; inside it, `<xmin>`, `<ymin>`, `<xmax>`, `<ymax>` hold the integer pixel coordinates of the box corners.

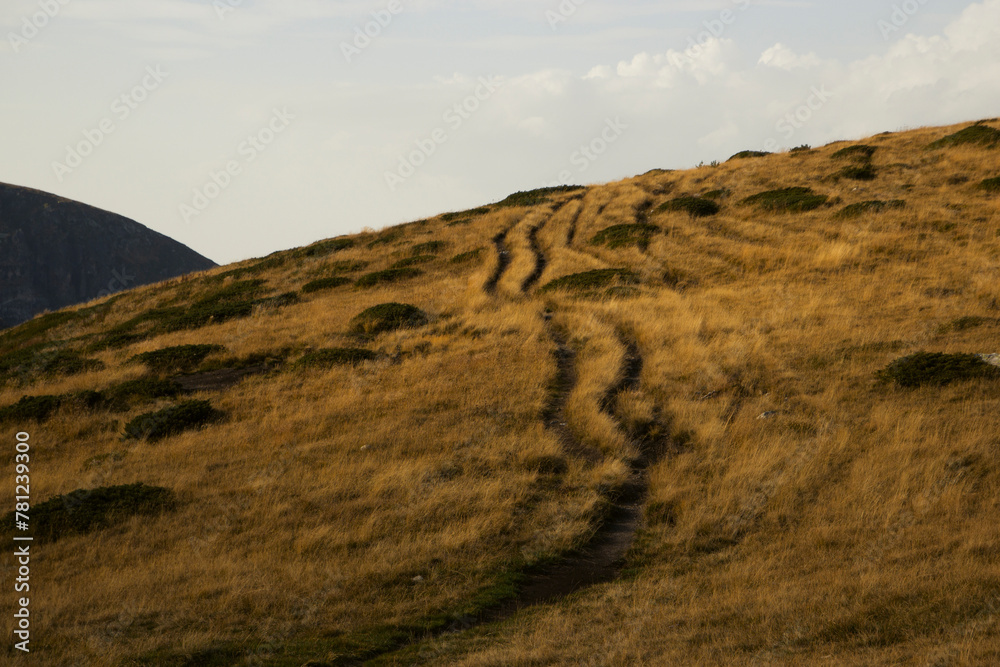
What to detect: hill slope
<box><xmin>2</xmin><ymin>119</ymin><xmax>1000</xmax><ymax>665</ymax></box>
<box><xmin>0</xmin><ymin>183</ymin><xmax>216</xmax><ymax>329</ymax></box>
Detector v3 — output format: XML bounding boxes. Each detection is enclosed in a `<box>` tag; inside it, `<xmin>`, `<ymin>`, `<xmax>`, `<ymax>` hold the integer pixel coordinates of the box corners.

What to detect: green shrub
<box><xmin>325</xmin><ymin>260</ymin><xmax>369</xmax><ymax>273</ymax></box>
<box><xmin>740</xmin><ymin>187</ymin><xmax>828</xmax><ymax>212</ymax></box>
<box><xmin>657</xmin><ymin>196</ymin><xmax>721</xmax><ymax>218</ymax></box>
<box><xmin>0</xmin><ymin>311</ymin><xmax>79</xmax><ymax>350</ymax></box>
<box><xmin>198</xmin><ymin>350</ymin><xmax>289</xmax><ymax>374</ymax></box>
<box><xmin>255</xmin><ymin>292</ymin><xmax>299</xmax><ymax>309</ymax></box>
<box><xmin>366</xmin><ymin>229</ymin><xmax>403</xmax><ymax>248</ymax></box>
<box><xmin>412</xmin><ymin>241</ymin><xmax>446</xmax><ymax>255</ymax></box>
<box><xmin>302</xmin><ymin>277</ymin><xmax>351</xmax><ymax>293</ymax></box>
<box><xmin>194</xmin><ymin>279</ymin><xmax>266</xmax><ymax>306</ymax></box>
<box><xmin>979</xmin><ymin>177</ymin><xmax>1000</xmax><ymax>193</ymax></box>
<box><xmin>123</xmin><ymin>400</ymin><xmax>224</xmax><ymax>441</ymax></box>
<box><xmin>6</xmin><ymin>483</ymin><xmax>176</xmax><ymax>544</ymax></box>
<box><xmin>928</xmin><ymin>124</ymin><xmax>1000</xmax><ymax>150</ymax></box>
<box><xmin>590</xmin><ymin>224</ymin><xmax>660</xmax><ymax>250</ymax></box>
<box><xmin>832</xmin><ymin>145</ymin><xmax>877</xmax><ymax>160</ymax></box>
<box><xmin>876</xmin><ymin>352</ymin><xmax>1000</xmax><ymax>387</ymax></box>
<box><xmin>728</xmin><ymin>150</ymin><xmax>771</xmax><ymax>161</ymax></box>
<box><xmin>702</xmin><ymin>189</ymin><xmax>730</xmax><ymax>201</ymax></box>
<box><xmin>300</xmin><ymin>237</ymin><xmax>355</xmax><ymax>257</ymax></box>
<box><xmin>939</xmin><ymin>316</ymin><xmax>995</xmax><ymax>334</ymax></box>
<box><xmin>0</xmin><ymin>395</ymin><xmax>62</xmax><ymax>423</ymax></box>
<box><xmin>104</xmin><ymin>378</ymin><xmax>184</xmax><ymax>410</ymax></box>
<box><xmin>539</xmin><ymin>269</ymin><xmax>640</xmax><ymax>294</ymax></box>
<box><xmin>350</xmin><ymin>303</ymin><xmax>429</xmax><ymax>335</ymax></box>
<box><xmin>0</xmin><ymin>348</ymin><xmax>104</xmax><ymax>380</ymax></box>
<box><xmin>129</xmin><ymin>344</ymin><xmax>225</xmax><ymax>373</ymax></box>
<box><xmin>836</xmin><ymin>200</ymin><xmax>905</xmax><ymax>218</ymax></box>
<box><xmin>355</xmin><ymin>268</ymin><xmax>423</xmax><ymax>288</ymax></box>
<box><xmin>296</xmin><ymin>348</ymin><xmax>378</xmax><ymax>369</ymax></box>
<box><xmin>791</xmin><ymin>145</ymin><xmax>812</xmax><ymax>153</ymax></box>
<box><xmin>442</xmin><ymin>207</ymin><xmax>491</xmax><ymax>225</ymax></box>
<box><xmin>496</xmin><ymin>186</ymin><xmax>585</xmax><ymax>208</ymax></box>
<box><xmin>450</xmin><ymin>248</ymin><xmax>484</xmax><ymax>264</ymax></box>
<box><xmin>391</xmin><ymin>255</ymin><xmax>436</xmax><ymax>269</ymax></box>
<box><xmin>838</xmin><ymin>163</ymin><xmax>878</xmax><ymax>181</ymax></box>
<box><xmin>160</xmin><ymin>301</ymin><xmax>255</xmax><ymax>332</ymax></box>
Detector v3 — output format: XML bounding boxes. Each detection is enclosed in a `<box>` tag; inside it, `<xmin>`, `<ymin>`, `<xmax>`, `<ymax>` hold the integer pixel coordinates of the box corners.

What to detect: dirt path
<box><xmin>520</xmin><ymin>221</ymin><xmax>549</xmax><ymax>293</ymax></box>
<box><xmin>483</xmin><ymin>229</ymin><xmax>511</xmax><ymax>295</ymax></box>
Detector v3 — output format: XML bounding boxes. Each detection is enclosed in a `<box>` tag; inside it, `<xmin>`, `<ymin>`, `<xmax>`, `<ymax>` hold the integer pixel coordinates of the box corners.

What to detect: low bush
<box><xmin>877</xmin><ymin>352</ymin><xmax>1000</xmax><ymax>387</ymax></box>
<box><xmin>832</xmin><ymin>145</ymin><xmax>877</xmax><ymax>160</ymax></box>
<box><xmin>728</xmin><ymin>150</ymin><xmax>770</xmax><ymax>161</ymax></box>
<box><xmin>591</xmin><ymin>224</ymin><xmax>660</xmax><ymax>250</ymax></box>
<box><xmin>836</xmin><ymin>200</ymin><xmax>905</xmax><ymax>218</ymax></box>
<box><xmin>7</xmin><ymin>483</ymin><xmax>176</xmax><ymax>544</ymax></box>
<box><xmin>296</xmin><ymin>348</ymin><xmax>378</xmax><ymax>369</ymax></box>
<box><xmin>129</xmin><ymin>344</ymin><xmax>225</xmax><ymax>373</ymax></box>
<box><xmin>0</xmin><ymin>346</ymin><xmax>104</xmax><ymax>381</ymax></box>
<box><xmin>391</xmin><ymin>255</ymin><xmax>436</xmax><ymax>269</ymax></box>
<box><xmin>300</xmin><ymin>237</ymin><xmax>355</xmax><ymax>256</ymax></box>
<box><xmin>0</xmin><ymin>395</ymin><xmax>62</xmax><ymax>423</ymax></box>
<box><xmin>702</xmin><ymin>189</ymin><xmax>731</xmax><ymax>201</ymax></box>
<box><xmin>123</xmin><ymin>400</ymin><xmax>224</xmax><ymax>441</ymax></box>
<box><xmin>838</xmin><ymin>163</ymin><xmax>878</xmax><ymax>181</ymax></box>
<box><xmin>657</xmin><ymin>196</ymin><xmax>721</xmax><ymax>218</ymax></box>
<box><xmin>450</xmin><ymin>248</ymin><xmax>484</xmax><ymax>264</ymax></box>
<box><xmin>104</xmin><ymin>378</ymin><xmax>184</xmax><ymax>410</ymax></box>
<box><xmin>496</xmin><ymin>186</ymin><xmax>584</xmax><ymax>208</ymax></box>
<box><xmin>350</xmin><ymin>303</ymin><xmax>429</xmax><ymax>335</ymax></box>
<box><xmin>740</xmin><ymin>187</ymin><xmax>828</xmax><ymax>213</ymax></box>
<box><xmin>355</xmin><ymin>268</ymin><xmax>423</xmax><ymax>288</ymax></box>
<box><xmin>302</xmin><ymin>276</ymin><xmax>351</xmax><ymax>293</ymax></box>
<box><xmin>366</xmin><ymin>229</ymin><xmax>403</xmax><ymax>248</ymax></box>
<box><xmin>412</xmin><ymin>241</ymin><xmax>446</xmax><ymax>255</ymax></box>
<box><xmin>979</xmin><ymin>177</ymin><xmax>1000</xmax><ymax>193</ymax></box>
<box><xmin>539</xmin><ymin>269</ymin><xmax>640</xmax><ymax>294</ymax></box>
<box><xmin>928</xmin><ymin>124</ymin><xmax>1000</xmax><ymax>150</ymax></box>
<box><xmin>442</xmin><ymin>207</ymin><xmax>491</xmax><ymax>225</ymax></box>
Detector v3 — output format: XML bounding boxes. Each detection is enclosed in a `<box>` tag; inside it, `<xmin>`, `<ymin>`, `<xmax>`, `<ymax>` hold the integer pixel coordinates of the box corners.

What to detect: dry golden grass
<box><xmin>3</xmin><ymin>119</ymin><xmax>1000</xmax><ymax>665</ymax></box>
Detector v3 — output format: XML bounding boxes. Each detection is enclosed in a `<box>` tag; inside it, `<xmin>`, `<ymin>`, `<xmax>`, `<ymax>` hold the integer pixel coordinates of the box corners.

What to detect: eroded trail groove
<box><xmin>483</xmin><ymin>229</ymin><xmax>511</xmax><ymax>295</ymax></box>
<box><xmin>520</xmin><ymin>221</ymin><xmax>548</xmax><ymax>293</ymax></box>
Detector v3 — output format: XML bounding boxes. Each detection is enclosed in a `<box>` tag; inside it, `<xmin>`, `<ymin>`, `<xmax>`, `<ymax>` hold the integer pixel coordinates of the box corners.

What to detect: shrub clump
<box><xmin>657</xmin><ymin>196</ymin><xmax>721</xmax><ymax>218</ymax></box>
<box><xmin>702</xmin><ymin>189</ymin><xmax>730</xmax><ymax>200</ymax></box>
<box><xmin>391</xmin><ymin>255</ymin><xmax>436</xmax><ymax>269</ymax></box>
<box><xmin>740</xmin><ymin>187</ymin><xmax>828</xmax><ymax>213</ymax></box>
<box><xmin>832</xmin><ymin>145</ymin><xmax>878</xmax><ymax>160</ymax></box>
<box><xmin>978</xmin><ymin>177</ymin><xmax>1000</xmax><ymax>193</ymax></box>
<box><xmin>838</xmin><ymin>163</ymin><xmax>878</xmax><ymax>181</ymax></box>
<box><xmin>129</xmin><ymin>344</ymin><xmax>225</xmax><ymax>373</ymax></box>
<box><xmin>7</xmin><ymin>483</ymin><xmax>176</xmax><ymax>544</ymax></box>
<box><xmin>300</xmin><ymin>237</ymin><xmax>355</xmax><ymax>257</ymax></box>
<box><xmin>123</xmin><ymin>400</ymin><xmax>224</xmax><ymax>441</ymax></box>
<box><xmin>350</xmin><ymin>303</ymin><xmax>429</xmax><ymax>335</ymax></box>
<box><xmin>103</xmin><ymin>378</ymin><xmax>184</xmax><ymax>410</ymax></box>
<box><xmin>591</xmin><ymin>223</ymin><xmax>660</xmax><ymax>250</ymax></box>
<box><xmin>442</xmin><ymin>207</ymin><xmax>491</xmax><ymax>225</ymax></box>
<box><xmin>836</xmin><ymin>200</ymin><xmax>905</xmax><ymax>218</ymax></box>
<box><xmin>355</xmin><ymin>268</ymin><xmax>423</xmax><ymax>288</ymax></box>
<box><xmin>450</xmin><ymin>248</ymin><xmax>484</xmax><ymax>264</ymax></box>
<box><xmin>302</xmin><ymin>276</ymin><xmax>352</xmax><ymax>294</ymax></box>
<box><xmin>539</xmin><ymin>269</ymin><xmax>640</xmax><ymax>294</ymax></box>
<box><xmin>296</xmin><ymin>348</ymin><xmax>378</xmax><ymax>369</ymax></box>
<box><xmin>728</xmin><ymin>150</ymin><xmax>771</xmax><ymax>161</ymax></box>
<box><xmin>496</xmin><ymin>186</ymin><xmax>584</xmax><ymax>208</ymax></box>
<box><xmin>412</xmin><ymin>241</ymin><xmax>446</xmax><ymax>255</ymax></box>
<box><xmin>928</xmin><ymin>124</ymin><xmax>1000</xmax><ymax>150</ymax></box>
<box><xmin>876</xmin><ymin>352</ymin><xmax>1000</xmax><ymax>388</ymax></box>
<box><xmin>0</xmin><ymin>395</ymin><xmax>62</xmax><ymax>423</ymax></box>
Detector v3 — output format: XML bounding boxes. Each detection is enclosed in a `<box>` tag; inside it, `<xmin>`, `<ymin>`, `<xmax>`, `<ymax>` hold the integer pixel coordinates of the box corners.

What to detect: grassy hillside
<box><xmin>3</xmin><ymin>119</ymin><xmax>1000</xmax><ymax>665</ymax></box>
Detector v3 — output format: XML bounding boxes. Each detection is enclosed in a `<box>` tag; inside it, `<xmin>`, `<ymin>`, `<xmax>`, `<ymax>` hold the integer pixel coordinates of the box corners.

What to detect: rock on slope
<box><xmin>0</xmin><ymin>182</ymin><xmax>216</xmax><ymax>329</ymax></box>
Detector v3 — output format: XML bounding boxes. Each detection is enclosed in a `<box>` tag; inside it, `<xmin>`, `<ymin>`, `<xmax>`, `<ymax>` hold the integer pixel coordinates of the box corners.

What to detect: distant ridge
<box><xmin>0</xmin><ymin>182</ymin><xmax>216</xmax><ymax>329</ymax></box>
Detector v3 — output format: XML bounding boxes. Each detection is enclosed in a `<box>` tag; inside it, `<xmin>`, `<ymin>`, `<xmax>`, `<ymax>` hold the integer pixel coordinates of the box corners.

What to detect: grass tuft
<box><xmin>296</xmin><ymin>348</ymin><xmax>378</xmax><ymax>369</ymax></box>
<box><xmin>350</xmin><ymin>303</ymin><xmax>429</xmax><ymax>334</ymax></box>
<box><xmin>978</xmin><ymin>176</ymin><xmax>1000</xmax><ymax>193</ymax></box>
<box><xmin>539</xmin><ymin>269</ymin><xmax>640</xmax><ymax>294</ymax></box>
<box><xmin>129</xmin><ymin>345</ymin><xmax>225</xmax><ymax>373</ymax></box>
<box><xmin>836</xmin><ymin>200</ymin><xmax>905</xmax><ymax>218</ymax></box>
<box><xmin>832</xmin><ymin>145</ymin><xmax>878</xmax><ymax>160</ymax></box>
<box><xmin>928</xmin><ymin>124</ymin><xmax>1000</xmax><ymax>150</ymax></box>
<box><xmin>591</xmin><ymin>224</ymin><xmax>660</xmax><ymax>250</ymax></box>
<box><xmin>355</xmin><ymin>268</ymin><xmax>423</xmax><ymax>288</ymax></box>
<box><xmin>496</xmin><ymin>186</ymin><xmax>585</xmax><ymax>208</ymax></box>
<box><xmin>302</xmin><ymin>276</ymin><xmax>352</xmax><ymax>293</ymax></box>
<box><xmin>728</xmin><ymin>150</ymin><xmax>771</xmax><ymax>161</ymax></box>
<box><xmin>657</xmin><ymin>196</ymin><xmax>721</xmax><ymax>218</ymax></box>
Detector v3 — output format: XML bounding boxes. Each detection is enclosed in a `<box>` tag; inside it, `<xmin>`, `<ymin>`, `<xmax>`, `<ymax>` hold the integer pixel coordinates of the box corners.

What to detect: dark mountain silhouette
<box><xmin>0</xmin><ymin>182</ymin><xmax>216</xmax><ymax>329</ymax></box>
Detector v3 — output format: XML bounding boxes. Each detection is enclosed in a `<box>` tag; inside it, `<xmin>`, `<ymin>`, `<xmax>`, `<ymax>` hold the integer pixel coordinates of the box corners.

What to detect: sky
<box><xmin>1</xmin><ymin>0</ymin><xmax>999</xmax><ymax>265</ymax></box>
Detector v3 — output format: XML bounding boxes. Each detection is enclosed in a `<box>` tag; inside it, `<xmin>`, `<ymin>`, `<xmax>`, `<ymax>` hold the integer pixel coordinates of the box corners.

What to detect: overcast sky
<box><xmin>1</xmin><ymin>0</ymin><xmax>998</xmax><ymax>264</ymax></box>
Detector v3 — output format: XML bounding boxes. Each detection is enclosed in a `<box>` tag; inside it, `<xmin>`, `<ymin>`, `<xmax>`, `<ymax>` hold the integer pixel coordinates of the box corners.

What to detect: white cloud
<box><xmin>758</xmin><ymin>43</ymin><xmax>821</xmax><ymax>70</ymax></box>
